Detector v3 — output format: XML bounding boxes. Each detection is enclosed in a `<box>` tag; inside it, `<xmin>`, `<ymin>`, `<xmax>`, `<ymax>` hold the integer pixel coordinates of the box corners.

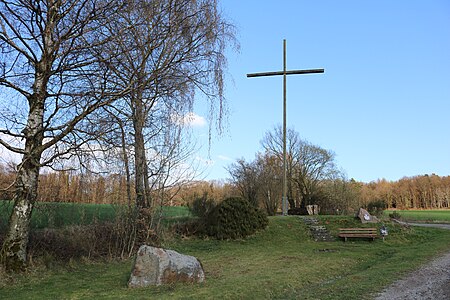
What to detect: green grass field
<box><xmin>0</xmin><ymin>201</ymin><xmax>191</xmax><ymax>230</ymax></box>
<box><xmin>2</xmin><ymin>215</ymin><xmax>450</xmax><ymax>299</ymax></box>
<box><xmin>384</xmin><ymin>209</ymin><xmax>450</xmax><ymax>223</ymax></box>
<box><xmin>0</xmin><ymin>201</ymin><xmax>117</xmax><ymax>229</ymax></box>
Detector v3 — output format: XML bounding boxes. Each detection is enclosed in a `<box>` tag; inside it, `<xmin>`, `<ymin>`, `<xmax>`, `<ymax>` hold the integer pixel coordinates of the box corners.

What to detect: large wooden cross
<box><xmin>247</xmin><ymin>39</ymin><xmax>324</xmax><ymax>216</ymax></box>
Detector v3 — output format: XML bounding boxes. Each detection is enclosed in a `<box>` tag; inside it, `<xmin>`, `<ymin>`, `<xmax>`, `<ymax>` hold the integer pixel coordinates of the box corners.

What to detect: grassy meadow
<box><xmin>2</xmin><ymin>211</ymin><xmax>450</xmax><ymax>299</ymax></box>
<box><xmin>0</xmin><ymin>201</ymin><xmax>191</xmax><ymax>230</ymax></box>
<box><xmin>384</xmin><ymin>209</ymin><xmax>450</xmax><ymax>223</ymax></box>
<box><xmin>0</xmin><ymin>201</ymin><xmax>117</xmax><ymax>229</ymax></box>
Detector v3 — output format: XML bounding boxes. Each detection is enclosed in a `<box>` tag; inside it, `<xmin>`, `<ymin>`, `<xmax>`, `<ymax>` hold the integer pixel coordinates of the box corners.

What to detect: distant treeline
<box><xmin>360</xmin><ymin>174</ymin><xmax>450</xmax><ymax>209</ymax></box>
<box><xmin>0</xmin><ymin>166</ymin><xmax>130</xmax><ymax>204</ymax></box>
<box><xmin>0</xmin><ymin>164</ymin><xmax>449</xmax><ymax>210</ymax></box>
<box><xmin>0</xmin><ymin>164</ymin><xmax>233</xmax><ymax>206</ymax></box>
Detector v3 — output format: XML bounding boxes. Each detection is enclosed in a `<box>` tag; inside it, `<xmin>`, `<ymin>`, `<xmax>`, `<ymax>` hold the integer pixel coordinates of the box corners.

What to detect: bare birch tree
<box><xmin>0</xmin><ymin>0</ymin><xmax>125</xmax><ymax>271</ymax></box>
<box><xmin>68</xmin><ymin>0</ymin><xmax>237</xmax><ymax>250</ymax></box>
<box><xmin>98</xmin><ymin>0</ymin><xmax>236</xmax><ymax>209</ymax></box>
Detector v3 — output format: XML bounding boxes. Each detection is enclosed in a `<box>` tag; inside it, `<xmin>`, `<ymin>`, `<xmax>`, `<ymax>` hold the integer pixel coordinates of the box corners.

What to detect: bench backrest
<box><xmin>339</xmin><ymin>228</ymin><xmax>377</xmax><ymax>234</ymax></box>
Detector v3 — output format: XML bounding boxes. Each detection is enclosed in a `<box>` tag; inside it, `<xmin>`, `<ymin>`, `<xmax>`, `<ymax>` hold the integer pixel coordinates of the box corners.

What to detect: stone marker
<box><xmin>306</xmin><ymin>205</ymin><xmax>320</xmax><ymax>215</ymax></box>
<box><xmin>128</xmin><ymin>245</ymin><xmax>205</xmax><ymax>288</ymax></box>
<box><xmin>357</xmin><ymin>207</ymin><xmax>379</xmax><ymax>223</ymax></box>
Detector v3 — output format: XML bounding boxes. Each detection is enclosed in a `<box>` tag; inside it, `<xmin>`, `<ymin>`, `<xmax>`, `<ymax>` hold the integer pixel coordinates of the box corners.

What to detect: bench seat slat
<box><xmin>339</xmin><ymin>233</ymin><xmax>377</xmax><ymax>236</ymax></box>
<box><xmin>339</xmin><ymin>232</ymin><xmax>377</xmax><ymax>234</ymax></box>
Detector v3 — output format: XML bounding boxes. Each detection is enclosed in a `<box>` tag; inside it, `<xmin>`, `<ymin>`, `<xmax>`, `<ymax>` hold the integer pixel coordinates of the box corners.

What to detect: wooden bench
<box><xmin>338</xmin><ymin>228</ymin><xmax>378</xmax><ymax>242</ymax></box>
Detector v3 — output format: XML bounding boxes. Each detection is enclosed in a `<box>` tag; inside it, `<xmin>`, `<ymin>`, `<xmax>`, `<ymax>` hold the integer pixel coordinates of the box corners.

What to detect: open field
<box><xmin>384</xmin><ymin>209</ymin><xmax>450</xmax><ymax>223</ymax></box>
<box><xmin>0</xmin><ymin>201</ymin><xmax>191</xmax><ymax>230</ymax></box>
<box><xmin>2</xmin><ymin>215</ymin><xmax>450</xmax><ymax>299</ymax></box>
<box><xmin>0</xmin><ymin>201</ymin><xmax>117</xmax><ymax>229</ymax></box>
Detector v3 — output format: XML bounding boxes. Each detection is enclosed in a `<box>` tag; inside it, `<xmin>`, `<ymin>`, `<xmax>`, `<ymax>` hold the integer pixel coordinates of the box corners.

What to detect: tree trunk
<box><xmin>143</xmin><ymin>159</ymin><xmax>151</xmax><ymax>208</ymax></box>
<box><xmin>133</xmin><ymin>93</ymin><xmax>147</xmax><ymax>209</ymax></box>
<box><xmin>1</xmin><ymin>91</ymin><xmax>45</xmax><ymax>271</ymax></box>
<box><xmin>0</xmin><ymin>160</ymin><xmax>40</xmax><ymax>271</ymax></box>
<box><xmin>118</xmin><ymin>118</ymin><xmax>133</xmax><ymax>207</ymax></box>
<box><xmin>287</xmin><ymin>180</ymin><xmax>295</xmax><ymax>209</ymax></box>
<box><xmin>0</xmin><ymin>0</ymin><xmax>59</xmax><ymax>270</ymax></box>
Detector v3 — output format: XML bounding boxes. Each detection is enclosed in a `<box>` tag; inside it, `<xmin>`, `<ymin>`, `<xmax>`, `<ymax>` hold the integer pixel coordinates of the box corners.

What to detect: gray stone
<box><xmin>302</xmin><ymin>217</ymin><xmax>319</xmax><ymax>225</ymax></box>
<box><xmin>357</xmin><ymin>208</ymin><xmax>379</xmax><ymax>223</ymax></box>
<box><xmin>309</xmin><ymin>225</ymin><xmax>335</xmax><ymax>242</ymax></box>
<box><xmin>128</xmin><ymin>245</ymin><xmax>205</xmax><ymax>288</ymax></box>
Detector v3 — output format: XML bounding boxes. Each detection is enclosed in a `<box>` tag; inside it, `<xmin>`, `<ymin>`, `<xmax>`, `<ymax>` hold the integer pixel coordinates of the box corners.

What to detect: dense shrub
<box><xmin>367</xmin><ymin>200</ymin><xmax>387</xmax><ymax>216</ymax></box>
<box><xmin>389</xmin><ymin>211</ymin><xmax>401</xmax><ymax>220</ymax></box>
<box><xmin>205</xmin><ymin>197</ymin><xmax>268</xmax><ymax>240</ymax></box>
<box><xmin>27</xmin><ymin>224</ymin><xmax>116</xmax><ymax>261</ymax></box>
<box><xmin>188</xmin><ymin>195</ymin><xmax>217</xmax><ymax>219</ymax></box>
<box><xmin>15</xmin><ymin>206</ymin><xmax>163</xmax><ymax>264</ymax></box>
<box><xmin>254</xmin><ymin>208</ymin><xmax>269</xmax><ymax>229</ymax></box>
<box><xmin>288</xmin><ymin>207</ymin><xmax>308</xmax><ymax>215</ymax></box>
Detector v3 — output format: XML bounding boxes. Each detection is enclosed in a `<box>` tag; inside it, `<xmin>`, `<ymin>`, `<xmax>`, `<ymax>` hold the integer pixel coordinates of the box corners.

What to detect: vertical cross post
<box><xmin>282</xmin><ymin>40</ymin><xmax>288</xmax><ymax>216</ymax></box>
<box><xmin>247</xmin><ymin>39</ymin><xmax>324</xmax><ymax>216</ymax></box>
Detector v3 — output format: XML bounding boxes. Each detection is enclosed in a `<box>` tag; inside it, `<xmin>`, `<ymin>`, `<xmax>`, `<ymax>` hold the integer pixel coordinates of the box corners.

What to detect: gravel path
<box><xmin>405</xmin><ymin>223</ymin><xmax>450</xmax><ymax>230</ymax></box>
<box><xmin>374</xmin><ymin>223</ymin><xmax>450</xmax><ymax>300</ymax></box>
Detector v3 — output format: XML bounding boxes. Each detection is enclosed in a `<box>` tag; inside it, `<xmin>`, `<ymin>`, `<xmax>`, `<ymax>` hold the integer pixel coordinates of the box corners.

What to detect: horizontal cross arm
<box><xmin>247</xmin><ymin>68</ymin><xmax>324</xmax><ymax>78</ymax></box>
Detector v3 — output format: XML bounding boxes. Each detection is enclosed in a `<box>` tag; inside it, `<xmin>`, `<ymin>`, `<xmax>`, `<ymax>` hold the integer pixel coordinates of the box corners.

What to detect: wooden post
<box><xmin>247</xmin><ymin>39</ymin><xmax>324</xmax><ymax>216</ymax></box>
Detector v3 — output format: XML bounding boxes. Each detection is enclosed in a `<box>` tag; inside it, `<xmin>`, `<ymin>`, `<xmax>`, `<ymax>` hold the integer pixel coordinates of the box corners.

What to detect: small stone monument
<box><xmin>306</xmin><ymin>205</ymin><xmax>320</xmax><ymax>215</ymax></box>
<box><xmin>357</xmin><ymin>208</ymin><xmax>379</xmax><ymax>223</ymax></box>
<box><xmin>128</xmin><ymin>245</ymin><xmax>205</xmax><ymax>288</ymax></box>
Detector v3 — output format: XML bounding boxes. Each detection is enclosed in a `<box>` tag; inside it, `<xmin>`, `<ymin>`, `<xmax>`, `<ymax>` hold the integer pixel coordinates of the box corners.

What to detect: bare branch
<box><xmin>0</xmin><ymin>137</ymin><xmax>24</xmax><ymax>154</ymax></box>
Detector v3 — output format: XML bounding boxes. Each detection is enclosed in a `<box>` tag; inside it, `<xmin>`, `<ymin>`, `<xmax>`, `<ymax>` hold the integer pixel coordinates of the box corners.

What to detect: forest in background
<box><xmin>1</xmin><ymin>163</ymin><xmax>448</xmax><ymax>211</ymax></box>
<box><xmin>360</xmin><ymin>174</ymin><xmax>450</xmax><ymax>209</ymax></box>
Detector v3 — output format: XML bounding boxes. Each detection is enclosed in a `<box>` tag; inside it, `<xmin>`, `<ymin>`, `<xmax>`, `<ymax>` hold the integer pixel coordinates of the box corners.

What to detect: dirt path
<box><xmin>404</xmin><ymin>223</ymin><xmax>450</xmax><ymax>230</ymax></box>
<box><xmin>374</xmin><ymin>223</ymin><xmax>450</xmax><ymax>300</ymax></box>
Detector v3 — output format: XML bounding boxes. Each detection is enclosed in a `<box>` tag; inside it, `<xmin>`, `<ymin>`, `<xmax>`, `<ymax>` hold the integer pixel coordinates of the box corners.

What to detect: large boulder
<box><xmin>128</xmin><ymin>245</ymin><xmax>205</xmax><ymax>288</ymax></box>
<box><xmin>357</xmin><ymin>208</ymin><xmax>379</xmax><ymax>223</ymax></box>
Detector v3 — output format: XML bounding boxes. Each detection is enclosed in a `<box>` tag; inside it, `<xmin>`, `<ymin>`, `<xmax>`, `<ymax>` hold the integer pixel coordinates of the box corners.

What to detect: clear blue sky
<box><xmin>192</xmin><ymin>0</ymin><xmax>450</xmax><ymax>183</ymax></box>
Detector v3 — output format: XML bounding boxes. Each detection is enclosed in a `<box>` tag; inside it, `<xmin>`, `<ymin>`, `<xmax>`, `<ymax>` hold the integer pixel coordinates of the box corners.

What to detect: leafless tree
<box><xmin>227</xmin><ymin>158</ymin><xmax>260</xmax><ymax>207</ymax></box>
<box><xmin>255</xmin><ymin>153</ymin><xmax>282</xmax><ymax>215</ymax></box>
<box><xmin>97</xmin><ymin>0</ymin><xmax>236</xmax><ymax>210</ymax></box>
<box><xmin>0</xmin><ymin>0</ymin><xmax>236</xmax><ymax>270</ymax></box>
<box><xmin>0</xmin><ymin>0</ymin><xmax>126</xmax><ymax>271</ymax></box>
<box><xmin>261</xmin><ymin>126</ymin><xmax>302</xmax><ymax>209</ymax></box>
<box><xmin>70</xmin><ymin>0</ymin><xmax>237</xmax><ymax>251</ymax></box>
<box><xmin>227</xmin><ymin>153</ymin><xmax>281</xmax><ymax>215</ymax></box>
<box><xmin>293</xmin><ymin>140</ymin><xmax>337</xmax><ymax>209</ymax></box>
<box><xmin>261</xmin><ymin>126</ymin><xmax>338</xmax><ymax>210</ymax></box>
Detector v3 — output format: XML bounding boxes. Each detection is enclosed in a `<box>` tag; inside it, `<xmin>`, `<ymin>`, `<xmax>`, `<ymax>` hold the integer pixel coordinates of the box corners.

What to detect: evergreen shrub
<box><xmin>389</xmin><ymin>210</ymin><xmax>401</xmax><ymax>220</ymax></box>
<box><xmin>189</xmin><ymin>195</ymin><xmax>217</xmax><ymax>219</ymax></box>
<box><xmin>367</xmin><ymin>200</ymin><xmax>387</xmax><ymax>216</ymax></box>
<box><xmin>206</xmin><ymin>197</ymin><xmax>268</xmax><ymax>239</ymax></box>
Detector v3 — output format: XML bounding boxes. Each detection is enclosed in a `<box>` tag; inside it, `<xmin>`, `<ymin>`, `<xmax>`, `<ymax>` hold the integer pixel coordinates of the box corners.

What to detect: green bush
<box><xmin>205</xmin><ymin>197</ymin><xmax>268</xmax><ymax>240</ymax></box>
<box><xmin>389</xmin><ymin>210</ymin><xmax>401</xmax><ymax>220</ymax></box>
<box><xmin>367</xmin><ymin>200</ymin><xmax>387</xmax><ymax>216</ymax></box>
<box><xmin>188</xmin><ymin>194</ymin><xmax>217</xmax><ymax>219</ymax></box>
